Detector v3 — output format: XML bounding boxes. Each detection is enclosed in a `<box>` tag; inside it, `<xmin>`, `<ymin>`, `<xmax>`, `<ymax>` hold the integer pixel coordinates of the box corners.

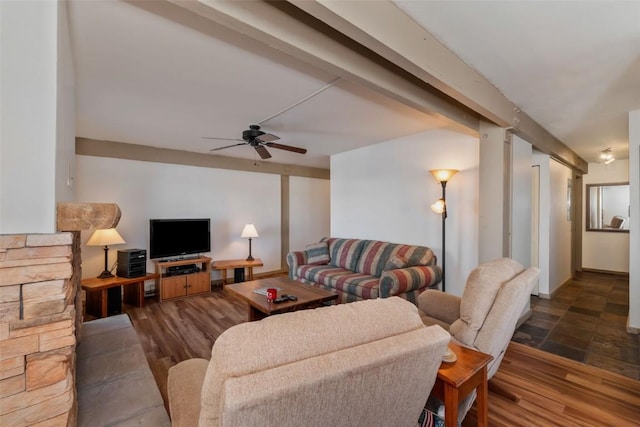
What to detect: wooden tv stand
<box><xmin>153</xmin><ymin>256</ymin><xmax>212</xmax><ymax>301</ymax></box>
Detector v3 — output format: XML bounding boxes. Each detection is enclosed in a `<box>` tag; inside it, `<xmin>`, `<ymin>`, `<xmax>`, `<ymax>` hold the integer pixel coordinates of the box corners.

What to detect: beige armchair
<box><xmin>418</xmin><ymin>258</ymin><xmax>540</xmax><ymax>421</ymax></box>
<box><xmin>168</xmin><ymin>297</ymin><xmax>450</xmax><ymax>427</ymax></box>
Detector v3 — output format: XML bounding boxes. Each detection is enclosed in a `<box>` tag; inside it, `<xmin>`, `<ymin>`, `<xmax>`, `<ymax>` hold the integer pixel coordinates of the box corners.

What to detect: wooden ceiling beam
<box><xmin>288</xmin><ymin>0</ymin><xmax>588</xmax><ymax>173</ymax></box>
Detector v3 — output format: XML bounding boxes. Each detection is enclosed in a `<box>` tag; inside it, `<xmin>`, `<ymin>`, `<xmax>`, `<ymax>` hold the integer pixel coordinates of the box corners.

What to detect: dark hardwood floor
<box><xmin>122</xmin><ymin>284</ymin><xmax>640</xmax><ymax>425</ymax></box>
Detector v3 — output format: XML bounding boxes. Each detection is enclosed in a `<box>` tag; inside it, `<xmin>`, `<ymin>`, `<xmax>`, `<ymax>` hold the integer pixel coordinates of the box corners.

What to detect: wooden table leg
<box><xmin>248</xmin><ymin>305</ymin><xmax>266</xmax><ymax>322</ymax></box>
<box><xmin>247</xmin><ymin>266</ymin><xmax>254</xmax><ymax>281</ymax></box>
<box><xmin>476</xmin><ymin>367</ymin><xmax>489</xmax><ymax>427</ymax></box>
<box><xmin>443</xmin><ymin>384</ymin><xmax>459</xmax><ymax>427</ymax></box>
<box><xmin>221</xmin><ymin>270</ymin><xmax>227</xmax><ymax>286</ymax></box>
<box><xmin>138</xmin><ymin>281</ymin><xmax>144</xmax><ymax>307</ymax></box>
<box><xmin>100</xmin><ymin>289</ymin><xmax>108</xmax><ymax>318</ymax></box>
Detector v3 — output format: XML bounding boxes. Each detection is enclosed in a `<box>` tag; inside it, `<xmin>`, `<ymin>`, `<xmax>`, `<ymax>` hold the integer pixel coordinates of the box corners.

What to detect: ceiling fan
<box><xmin>203</xmin><ymin>125</ymin><xmax>307</xmax><ymax>160</ymax></box>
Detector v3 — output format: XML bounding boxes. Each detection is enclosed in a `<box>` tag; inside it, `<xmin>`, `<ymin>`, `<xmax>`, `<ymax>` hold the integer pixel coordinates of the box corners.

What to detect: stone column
<box><xmin>0</xmin><ymin>202</ymin><xmax>120</xmax><ymax>426</ymax></box>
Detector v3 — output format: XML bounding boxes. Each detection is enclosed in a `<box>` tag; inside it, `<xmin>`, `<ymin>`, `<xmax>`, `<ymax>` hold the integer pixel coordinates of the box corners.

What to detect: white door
<box><xmin>531</xmin><ymin>165</ymin><xmax>540</xmax><ymax>295</ymax></box>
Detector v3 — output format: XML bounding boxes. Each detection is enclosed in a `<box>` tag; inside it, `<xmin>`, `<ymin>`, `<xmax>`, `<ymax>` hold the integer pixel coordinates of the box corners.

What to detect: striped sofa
<box><xmin>286</xmin><ymin>238</ymin><xmax>442</xmax><ymax>304</ymax></box>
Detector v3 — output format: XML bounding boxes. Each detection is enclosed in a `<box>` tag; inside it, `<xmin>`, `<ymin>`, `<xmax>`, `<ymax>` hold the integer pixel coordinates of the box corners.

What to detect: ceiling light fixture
<box><xmin>600</xmin><ymin>148</ymin><xmax>615</xmax><ymax>165</ymax></box>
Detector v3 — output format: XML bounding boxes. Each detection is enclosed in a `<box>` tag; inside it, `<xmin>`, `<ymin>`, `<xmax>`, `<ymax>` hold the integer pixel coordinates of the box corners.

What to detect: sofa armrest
<box><xmin>168</xmin><ymin>358</ymin><xmax>209</xmax><ymax>427</ymax></box>
<box><xmin>286</xmin><ymin>251</ymin><xmax>308</xmax><ymax>279</ymax></box>
<box><xmin>417</xmin><ymin>289</ymin><xmax>461</xmax><ymax>325</ymax></box>
<box><xmin>379</xmin><ymin>265</ymin><xmax>442</xmax><ymax>298</ymax></box>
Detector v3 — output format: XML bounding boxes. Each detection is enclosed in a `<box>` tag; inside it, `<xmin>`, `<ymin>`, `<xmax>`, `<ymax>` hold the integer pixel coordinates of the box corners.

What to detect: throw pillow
<box><xmin>384</xmin><ymin>254</ymin><xmax>408</xmax><ymax>271</ymax></box>
<box><xmin>305</xmin><ymin>242</ymin><xmax>330</xmax><ymax>264</ymax></box>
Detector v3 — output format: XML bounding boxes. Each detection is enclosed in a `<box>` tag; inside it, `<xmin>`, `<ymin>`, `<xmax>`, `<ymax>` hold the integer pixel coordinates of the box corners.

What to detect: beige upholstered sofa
<box><xmin>168</xmin><ymin>297</ymin><xmax>450</xmax><ymax>427</ymax></box>
<box><xmin>418</xmin><ymin>257</ymin><xmax>540</xmax><ymax>421</ymax></box>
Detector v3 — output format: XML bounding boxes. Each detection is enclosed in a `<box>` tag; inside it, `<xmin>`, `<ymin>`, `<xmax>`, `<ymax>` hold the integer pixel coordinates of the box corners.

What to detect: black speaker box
<box><xmin>117</xmin><ymin>249</ymin><xmax>147</xmax><ymax>278</ymax></box>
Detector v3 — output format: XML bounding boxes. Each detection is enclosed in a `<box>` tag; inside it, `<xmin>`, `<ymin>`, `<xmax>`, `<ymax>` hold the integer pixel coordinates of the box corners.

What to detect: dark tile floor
<box><xmin>513</xmin><ymin>271</ymin><xmax>640</xmax><ymax>380</ymax></box>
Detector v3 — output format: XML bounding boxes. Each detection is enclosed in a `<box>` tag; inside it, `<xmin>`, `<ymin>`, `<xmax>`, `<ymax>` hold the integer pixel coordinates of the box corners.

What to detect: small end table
<box><xmin>432</xmin><ymin>343</ymin><xmax>493</xmax><ymax>427</ymax></box>
<box><xmin>211</xmin><ymin>258</ymin><xmax>263</xmax><ymax>286</ymax></box>
<box><xmin>81</xmin><ymin>273</ymin><xmax>159</xmax><ymax>318</ymax></box>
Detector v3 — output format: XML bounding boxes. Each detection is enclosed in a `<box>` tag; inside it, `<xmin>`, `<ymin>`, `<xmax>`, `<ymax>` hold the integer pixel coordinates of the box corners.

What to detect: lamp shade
<box><xmin>241</xmin><ymin>224</ymin><xmax>259</xmax><ymax>238</ymax></box>
<box><xmin>86</xmin><ymin>228</ymin><xmax>126</xmax><ymax>247</ymax></box>
<box><xmin>429</xmin><ymin>169</ymin><xmax>459</xmax><ymax>183</ymax></box>
<box><xmin>431</xmin><ymin>198</ymin><xmax>445</xmax><ymax>214</ymax></box>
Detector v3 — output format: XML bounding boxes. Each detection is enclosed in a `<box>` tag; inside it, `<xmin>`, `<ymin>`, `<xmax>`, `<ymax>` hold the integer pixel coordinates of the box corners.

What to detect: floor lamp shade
<box><xmin>241</xmin><ymin>224</ymin><xmax>258</xmax><ymax>261</ymax></box>
<box><xmin>87</xmin><ymin>228</ymin><xmax>126</xmax><ymax>279</ymax></box>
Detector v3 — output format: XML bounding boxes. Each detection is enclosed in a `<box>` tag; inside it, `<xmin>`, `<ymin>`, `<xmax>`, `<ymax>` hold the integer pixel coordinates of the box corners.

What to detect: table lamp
<box><xmin>241</xmin><ymin>224</ymin><xmax>258</xmax><ymax>261</ymax></box>
<box><xmin>87</xmin><ymin>228</ymin><xmax>126</xmax><ymax>279</ymax></box>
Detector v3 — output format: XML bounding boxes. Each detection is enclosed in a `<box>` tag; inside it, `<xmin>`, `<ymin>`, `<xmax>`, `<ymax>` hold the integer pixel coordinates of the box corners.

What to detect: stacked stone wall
<box><xmin>0</xmin><ymin>232</ymin><xmax>81</xmax><ymax>426</ymax></box>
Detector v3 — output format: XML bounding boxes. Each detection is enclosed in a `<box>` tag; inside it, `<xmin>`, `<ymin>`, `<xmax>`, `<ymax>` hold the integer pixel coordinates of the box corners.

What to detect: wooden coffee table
<box><xmin>224</xmin><ymin>276</ymin><xmax>338</xmax><ymax>321</ymax></box>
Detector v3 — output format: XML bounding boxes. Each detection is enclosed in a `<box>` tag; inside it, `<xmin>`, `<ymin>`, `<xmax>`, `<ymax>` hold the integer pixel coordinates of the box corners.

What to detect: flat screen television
<box><xmin>149</xmin><ymin>218</ymin><xmax>211</xmax><ymax>260</ymax></box>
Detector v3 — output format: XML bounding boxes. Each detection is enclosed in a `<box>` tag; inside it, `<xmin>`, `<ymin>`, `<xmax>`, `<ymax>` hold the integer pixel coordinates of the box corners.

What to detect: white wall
<box><xmin>289</xmin><ymin>176</ymin><xmax>330</xmax><ymax>252</ymax></box>
<box><xmin>532</xmin><ymin>151</ymin><xmax>550</xmax><ymax>295</ymax></box>
<box><xmin>55</xmin><ymin>1</ymin><xmax>76</xmax><ymax>205</ymax></box>
<box><xmin>628</xmin><ymin>110</ymin><xmax>639</xmax><ymax>332</ymax></box>
<box><xmin>331</xmin><ymin>129</ymin><xmax>479</xmax><ymax>297</ymax></box>
<box><xmin>478</xmin><ymin>124</ymin><xmax>508</xmax><ymax>263</ymax></box>
<box><xmin>0</xmin><ymin>1</ymin><xmax>65</xmax><ymax>233</ymax></box>
<box><xmin>76</xmin><ymin>156</ymin><xmax>284</xmax><ymax>280</ymax></box>
<box><xmin>548</xmin><ymin>159</ymin><xmax>573</xmax><ymax>295</ymax></box>
<box><xmin>511</xmin><ymin>135</ymin><xmax>533</xmax><ymax>268</ymax></box>
<box><xmin>582</xmin><ymin>160</ymin><xmax>630</xmax><ymax>273</ymax></box>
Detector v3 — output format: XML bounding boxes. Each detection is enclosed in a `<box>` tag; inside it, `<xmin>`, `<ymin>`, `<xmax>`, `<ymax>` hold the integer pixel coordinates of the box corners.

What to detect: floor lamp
<box><xmin>86</xmin><ymin>228</ymin><xmax>126</xmax><ymax>279</ymax></box>
<box><xmin>430</xmin><ymin>169</ymin><xmax>458</xmax><ymax>292</ymax></box>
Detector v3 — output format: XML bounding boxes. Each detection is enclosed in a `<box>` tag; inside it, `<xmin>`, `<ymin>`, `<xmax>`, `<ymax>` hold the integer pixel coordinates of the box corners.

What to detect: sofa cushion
<box><xmin>384</xmin><ymin>254</ymin><xmax>408</xmax><ymax>271</ymax></box>
<box><xmin>327</xmin><ymin>238</ymin><xmax>366</xmax><ymax>271</ymax></box>
<box><xmin>404</xmin><ymin>246</ymin><xmax>436</xmax><ymax>267</ymax></box>
<box><xmin>449</xmin><ymin>258</ymin><xmax>524</xmax><ymax>346</ymax></box>
<box><xmin>297</xmin><ymin>264</ymin><xmax>354</xmax><ymax>285</ymax></box>
<box><xmin>356</xmin><ymin>241</ymin><xmax>395</xmax><ymax>276</ymax></box>
<box><xmin>356</xmin><ymin>241</ymin><xmax>436</xmax><ymax>276</ymax></box>
<box><xmin>296</xmin><ymin>265</ymin><xmax>379</xmax><ymax>299</ymax></box>
<box><xmin>328</xmin><ymin>272</ymin><xmax>381</xmax><ymax>300</ymax></box>
<box><xmin>305</xmin><ymin>241</ymin><xmax>330</xmax><ymax>264</ymax></box>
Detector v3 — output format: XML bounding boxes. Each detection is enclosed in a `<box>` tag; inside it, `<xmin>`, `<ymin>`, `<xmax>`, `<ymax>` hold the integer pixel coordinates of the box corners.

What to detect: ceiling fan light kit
<box><xmin>205</xmin><ymin>124</ymin><xmax>307</xmax><ymax>160</ymax></box>
<box><xmin>600</xmin><ymin>148</ymin><xmax>615</xmax><ymax>165</ymax></box>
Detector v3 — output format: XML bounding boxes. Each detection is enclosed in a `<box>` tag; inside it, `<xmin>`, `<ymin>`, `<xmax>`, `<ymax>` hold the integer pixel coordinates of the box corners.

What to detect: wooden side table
<box><xmin>211</xmin><ymin>258</ymin><xmax>263</xmax><ymax>286</ymax></box>
<box><xmin>431</xmin><ymin>343</ymin><xmax>493</xmax><ymax>427</ymax></box>
<box><xmin>81</xmin><ymin>273</ymin><xmax>159</xmax><ymax>318</ymax></box>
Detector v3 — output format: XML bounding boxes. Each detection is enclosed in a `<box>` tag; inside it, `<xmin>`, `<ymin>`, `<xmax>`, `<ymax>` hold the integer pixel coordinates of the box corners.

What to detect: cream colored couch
<box><xmin>168</xmin><ymin>297</ymin><xmax>450</xmax><ymax>427</ymax></box>
<box><xmin>418</xmin><ymin>258</ymin><xmax>540</xmax><ymax>421</ymax></box>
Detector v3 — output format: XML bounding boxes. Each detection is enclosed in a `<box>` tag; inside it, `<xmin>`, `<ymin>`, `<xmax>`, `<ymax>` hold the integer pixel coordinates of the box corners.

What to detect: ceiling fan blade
<box><xmin>254</xmin><ymin>145</ymin><xmax>272</xmax><ymax>159</ymax></box>
<box><xmin>202</xmin><ymin>137</ymin><xmax>244</xmax><ymax>142</ymax></box>
<box><xmin>265</xmin><ymin>142</ymin><xmax>307</xmax><ymax>154</ymax></box>
<box><xmin>256</xmin><ymin>133</ymin><xmax>279</xmax><ymax>143</ymax></box>
<box><xmin>210</xmin><ymin>142</ymin><xmax>247</xmax><ymax>151</ymax></box>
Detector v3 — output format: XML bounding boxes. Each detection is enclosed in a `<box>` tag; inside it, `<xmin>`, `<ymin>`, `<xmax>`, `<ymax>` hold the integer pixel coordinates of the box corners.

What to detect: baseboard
<box><xmin>581</xmin><ymin>268</ymin><xmax>629</xmax><ymax>277</ymax></box>
<box><xmin>537</xmin><ymin>276</ymin><xmax>575</xmax><ymax>300</ymax></box>
<box><xmin>627</xmin><ymin>319</ymin><xmax>640</xmax><ymax>335</ymax></box>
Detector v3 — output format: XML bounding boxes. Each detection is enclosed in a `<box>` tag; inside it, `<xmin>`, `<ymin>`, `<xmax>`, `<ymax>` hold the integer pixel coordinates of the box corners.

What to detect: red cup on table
<box><xmin>266</xmin><ymin>288</ymin><xmax>277</xmax><ymax>302</ymax></box>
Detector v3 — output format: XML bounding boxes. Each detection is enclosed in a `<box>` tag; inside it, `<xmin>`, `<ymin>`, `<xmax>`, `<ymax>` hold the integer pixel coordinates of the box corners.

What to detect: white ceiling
<box><xmin>68</xmin><ymin>1</ymin><xmax>640</xmax><ymax>168</ymax></box>
<box><xmin>395</xmin><ymin>0</ymin><xmax>640</xmax><ymax>163</ymax></box>
<box><xmin>68</xmin><ymin>0</ymin><xmax>445</xmax><ymax>169</ymax></box>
